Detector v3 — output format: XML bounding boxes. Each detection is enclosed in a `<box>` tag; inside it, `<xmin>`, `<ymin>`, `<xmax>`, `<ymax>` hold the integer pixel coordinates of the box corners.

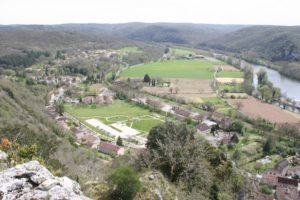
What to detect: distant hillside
<box><xmin>0</xmin><ymin>23</ymin><xmax>246</xmax><ymax>56</ymax></box>
<box><xmin>0</xmin><ymin>25</ymin><xmax>128</xmax><ymax>56</ymax></box>
<box><xmin>200</xmin><ymin>26</ymin><xmax>300</xmax><ymax>62</ymax></box>
<box><xmin>113</xmin><ymin>23</ymin><xmax>246</xmax><ymax>44</ymax></box>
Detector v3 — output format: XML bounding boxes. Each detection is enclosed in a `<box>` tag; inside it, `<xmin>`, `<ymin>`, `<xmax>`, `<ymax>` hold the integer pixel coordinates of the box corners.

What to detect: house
<box><xmin>104</xmin><ymin>95</ymin><xmax>113</xmax><ymax>104</ymax></box>
<box><xmin>81</xmin><ymin>134</ymin><xmax>100</xmax><ymax>148</ymax></box>
<box><xmin>220</xmin><ymin>133</ymin><xmax>236</xmax><ymax>146</ymax></box>
<box><xmin>71</xmin><ymin>127</ymin><xmax>86</xmax><ymax>141</ymax></box>
<box><xmin>210</xmin><ymin>112</ymin><xmax>224</xmax><ymax>123</ymax></box>
<box><xmin>95</xmin><ymin>95</ymin><xmax>104</xmax><ymax>104</ymax></box>
<box><xmin>255</xmin><ymin>193</ymin><xmax>273</xmax><ymax>200</ymax></box>
<box><xmin>196</xmin><ymin>119</ymin><xmax>217</xmax><ymax>134</ymax></box>
<box><xmin>98</xmin><ymin>142</ymin><xmax>125</xmax><ymax>156</ymax></box>
<box><xmin>275</xmin><ymin>159</ymin><xmax>290</xmax><ymax>176</ymax></box>
<box><xmin>172</xmin><ymin>107</ymin><xmax>191</xmax><ymax>118</ymax></box>
<box><xmin>196</xmin><ymin>123</ymin><xmax>210</xmax><ymax>134</ymax></box>
<box><xmin>261</xmin><ymin>171</ymin><xmax>279</xmax><ymax>187</ymax></box>
<box><xmin>276</xmin><ymin>177</ymin><xmax>299</xmax><ymax>200</ymax></box>
<box><xmin>83</xmin><ymin>96</ymin><xmax>94</xmax><ymax>104</ymax></box>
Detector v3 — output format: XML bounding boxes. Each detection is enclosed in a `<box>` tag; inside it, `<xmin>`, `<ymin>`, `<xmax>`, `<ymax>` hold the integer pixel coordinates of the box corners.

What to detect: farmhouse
<box><xmin>98</xmin><ymin>142</ymin><xmax>125</xmax><ymax>156</ymax></box>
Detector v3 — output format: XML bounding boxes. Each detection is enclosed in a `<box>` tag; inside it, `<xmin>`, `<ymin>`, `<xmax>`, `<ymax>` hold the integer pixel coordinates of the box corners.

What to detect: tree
<box><xmin>263</xmin><ymin>135</ymin><xmax>276</xmax><ymax>155</ymax></box>
<box><xmin>257</xmin><ymin>69</ymin><xmax>268</xmax><ymax>85</ymax></box>
<box><xmin>232</xmin><ymin>149</ymin><xmax>241</xmax><ymax>161</ymax></box>
<box><xmin>108</xmin><ymin>167</ymin><xmax>141</xmax><ymax>200</ymax></box>
<box><xmin>210</xmin><ymin>183</ymin><xmax>220</xmax><ymax>200</ymax></box>
<box><xmin>145</xmin><ymin>122</ymin><xmax>213</xmax><ymax>187</ymax></box>
<box><xmin>116</xmin><ymin>136</ymin><xmax>123</xmax><ymax>146</ymax></box>
<box><xmin>258</xmin><ymin>85</ymin><xmax>272</xmax><ymax>102</ymax></box>
<box><xmin>143</xmin><ymin>74</ymin><xmax>151</xmax><ymax>83</ymax></box>
<box><xmin>272</xmin><ymin>87</ymin><xmax>281</xmax><ymax>101</ymax></box>
<box><xmin>55</xmin><ymin>102</ymin><xmax>65</xmax><ymax>115</ymax></box>
<box><xmin>226</xmin><ymin>121</ymin><xmax>244</xmax><ymax>135</ymax></box>
<box><xmin>174</xmin><ymin>87</ymin><xmax>179</xmax><ymax>94</ymax></box>
<box><xmin>164</xmin><ymin>47</ymin><xmax>170</xmax><ymax>54</ymax></box>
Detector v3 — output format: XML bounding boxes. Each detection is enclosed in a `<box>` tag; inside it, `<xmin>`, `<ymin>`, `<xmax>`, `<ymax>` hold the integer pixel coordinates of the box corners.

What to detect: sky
<box><xmin>1</xmin><ymin>0</ymin><xmax>300</xmax><ymax>25</ymax></box>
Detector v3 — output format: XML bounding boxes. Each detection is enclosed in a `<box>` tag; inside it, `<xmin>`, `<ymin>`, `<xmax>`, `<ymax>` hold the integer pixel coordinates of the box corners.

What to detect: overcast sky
<box><xmin>1</xmin><ymin>0</ymin><xmax>300</xmax><ymax>25</ymax></box>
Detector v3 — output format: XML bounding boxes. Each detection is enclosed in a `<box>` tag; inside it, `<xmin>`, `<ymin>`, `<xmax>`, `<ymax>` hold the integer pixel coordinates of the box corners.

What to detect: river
<box><xmin>251</xmin><ymin>65</ymin><xmax>300</xmax><ymax>102</ymax></box>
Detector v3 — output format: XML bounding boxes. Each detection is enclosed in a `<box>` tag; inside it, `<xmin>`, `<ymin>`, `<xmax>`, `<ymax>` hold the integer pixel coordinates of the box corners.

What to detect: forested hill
<box><xmin>200</xmin><ymin>25</ymin><xmax>300</xmax><ymax>62</ymax></box>
<box><xmin>0</xmin><ymin>23</ymin><xmax>245</xmax><ymax>56</ymax></box>
<box><xmin>0</xmin><ymin>78</ymin><xmax>107</xmax><ymax>184</ymax></box>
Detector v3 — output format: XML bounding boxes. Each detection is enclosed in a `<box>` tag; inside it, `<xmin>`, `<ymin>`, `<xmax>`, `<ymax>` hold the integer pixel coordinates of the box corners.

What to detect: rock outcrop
<box><xmin>0</xmin><ymin>160</ymin><xmax>90</xmax><ymax>200</ymax></box>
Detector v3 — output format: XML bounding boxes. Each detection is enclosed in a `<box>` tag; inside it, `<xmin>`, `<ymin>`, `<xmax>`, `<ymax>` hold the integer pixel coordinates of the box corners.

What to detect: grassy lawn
<box><xmin>217</xmin><ymin>71</ymin><xmax>244</xmax><ymax>78</ymax></box>
<box><xmin>65</xmin><ymin>100</ymin><xmax>163</xmax><ymax>134</ymax></box>
<box><xmin>172</xmin><ymin>48</ymin><xmax>195</xmax><ymax>55</ymax></box>
<box><xmin>217</xmin><ymin>83</ymin><xmax>243</xmax><ymax>93</ymax></box>
<box><xmin>121</xmin><ymin>59</ymin><xmax>215</xmax><ymax>79</ymax></box>
<box><xmin>119</xmin><ymin>46</ymin><xmax>142</xmax><ymax>53</ymax></box>
<box><xmin>201</xmin><ymin>96</ymin><xmax>234</xmax><ymax>114</ymax></box>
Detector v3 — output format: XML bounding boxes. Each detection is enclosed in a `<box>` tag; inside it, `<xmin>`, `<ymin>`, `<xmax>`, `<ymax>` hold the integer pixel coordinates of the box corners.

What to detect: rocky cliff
<box><xmin>0</xmin><ymin>160</ymin><xmax>90</xmax><ymax>200</ymax></box>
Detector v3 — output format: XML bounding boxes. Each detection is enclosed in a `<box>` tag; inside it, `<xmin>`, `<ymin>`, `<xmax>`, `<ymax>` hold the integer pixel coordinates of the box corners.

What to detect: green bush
<box><xmin>108</xmin><ymin>167</ymin><xmax>141</xmax><ymax>200</ymax></box>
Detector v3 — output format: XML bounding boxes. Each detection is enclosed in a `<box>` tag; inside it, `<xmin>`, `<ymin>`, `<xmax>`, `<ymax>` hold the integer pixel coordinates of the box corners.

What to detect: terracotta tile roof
<box><xmin>276</xmin><ymin>185</ymin><xmax>299</xmax><ymax>200</ymax></box>
<box><xmin>98</xmin><ymin>142</ymin><xmax>121</xmax><ymax>153</ymax></box>
<box><xmin>196</xmin><ymin>123</ymin><xmax>210</xmax><ymax>132</ymax></box>
<box><xmin>172</xmin><ymin>107</ymin><xmax>191</xmax><ymax>117</ymax></box>
<box><xmin>256</xmin><ymin>193</ymin><xmax>273</xmax><ymax>200</ymax></box>
<box><xmin>275</xmin><ymin>160</ymin><xmax>289</xmax><ymax>174</ymax></box>
<box><xmin>261</xmin><ymin>172</ymin><xmax>278</xmax><ymax>186</ymax></box>
<box><xmin>146</xmin><ymin>99</ymin><xmax>163</xmax><ymax>108</ymax></box>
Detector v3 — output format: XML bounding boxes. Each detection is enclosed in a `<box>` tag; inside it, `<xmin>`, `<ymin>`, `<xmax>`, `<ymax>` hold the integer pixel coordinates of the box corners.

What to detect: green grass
<box><xmin>30</xmin><ymin>63</ymin><xmax>43</xmax><ymax>69</ymax></box>
<box><xmin>121</xmin><ymin>59</ymin><xmax>215</xmax><ymax>79</ymax></box>
<box><xmin>119</xmin><ymin>46</ymin><xmax>142</xmax><ymax>53</ymax></box>
<box><xmin>172</xmin><ymin>48</ymin><xmax>195</xmax><ymax>55</ymax></box>
<box><xmin>217</xmin><ymin>83</ymin><xmax>243</xmax><ymax>93</ymax></box>
<box><xmin>65</xmin><ymin>100</ymin><xmax>163</xmax><ymax>134</ymax></box>
<box><xmin>217</xmin><ymin>71</ymin><xmax>244</xmax><ymax>78</ymax></box>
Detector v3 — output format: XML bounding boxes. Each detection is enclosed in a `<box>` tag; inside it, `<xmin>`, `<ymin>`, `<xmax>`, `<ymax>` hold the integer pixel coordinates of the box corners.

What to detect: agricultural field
<box><xmin>65</xmin><ymin>100</ymin><xmax>164</xmax><ymax>135</ymax></box>
<box><xmin>142</xmin><ymin>78</ymin><xmax>215</xmax><ymax>103</ymax></box>
<box><xmin>227</xmin><ymin>96</ymin><xmax>300</xmax><ymax>124</ymax></box>
<box><xmin>121</xmin><ymin>59</ymin><xmax>217</xmax><ymax>79</ymax></box>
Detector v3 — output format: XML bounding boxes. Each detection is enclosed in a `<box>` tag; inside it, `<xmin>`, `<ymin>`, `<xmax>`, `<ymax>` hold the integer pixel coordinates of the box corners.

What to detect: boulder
<box><xmin>0</xmin><ymin>160</ymin><xmax>90</xmax><ymax>200</ymax></box>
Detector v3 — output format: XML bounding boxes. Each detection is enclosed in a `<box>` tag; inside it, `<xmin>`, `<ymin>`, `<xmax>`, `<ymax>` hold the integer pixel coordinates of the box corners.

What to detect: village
<box><xmin>19</xmin><ymin>46</ymin><xmax>300</xmax><ymax>200</ymax></box>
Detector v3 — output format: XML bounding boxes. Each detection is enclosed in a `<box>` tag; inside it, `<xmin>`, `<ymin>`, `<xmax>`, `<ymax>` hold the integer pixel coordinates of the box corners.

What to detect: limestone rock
<box><xmin>0</xmin><ymin>160</ymin><xmax>90</xmax><ymax>200</ymax></box>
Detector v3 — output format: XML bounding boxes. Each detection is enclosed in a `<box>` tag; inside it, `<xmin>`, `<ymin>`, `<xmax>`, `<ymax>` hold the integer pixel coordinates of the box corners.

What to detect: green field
<box><xmin>172</xmin><ymin>48</ymin><xmax>195</xmax><ymax>55</ymax></box>
<box><xmin>119</xmin><ymin>46</ymin><xmax>142</xmax><ymax>53</ymax></box>
<box><xmin>121</xmin><ymin>59</ymin><xmax>217</xmax><ymax>79</ymax></box>
<box><xmin>65</xmin><ymin>100</ymin><xmax>163</xmax><ymax>134</ymax></box>
<box><xmin>217</xmin><ymin>71</ymin><xmax>244</xmax><ymax>78</ymax></box>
